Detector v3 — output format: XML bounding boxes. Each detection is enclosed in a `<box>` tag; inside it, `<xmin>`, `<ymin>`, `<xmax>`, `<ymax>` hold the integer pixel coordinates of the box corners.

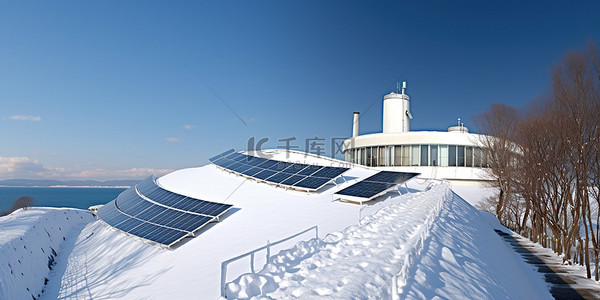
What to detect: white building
<box><xmin>343</xmin><ymin>82</ymin><xmax>492</xmax><ymax>186</ymax></box>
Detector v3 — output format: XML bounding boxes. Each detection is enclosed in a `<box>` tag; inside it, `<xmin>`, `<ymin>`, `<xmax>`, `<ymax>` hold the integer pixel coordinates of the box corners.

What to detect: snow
<box><xmin>224</xmin><ymin>183</ymin><xmax>552</xmax><ymax>299</ymax></box>
<box><xmin>0</xmin><ymin>151</ymin><xmax>558</xmax><ymax>299</ymax></box>
<box><xmin>0</xmin><ymin>208</ymin><xmax>94</xmax><ymax>300</ymax></box>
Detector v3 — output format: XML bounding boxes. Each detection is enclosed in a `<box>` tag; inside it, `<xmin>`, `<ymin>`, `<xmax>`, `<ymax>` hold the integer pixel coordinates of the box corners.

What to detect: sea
<box><xmin>0</xmin><ymin>187</ymin><xmax>126</xmax><ymax>214</ymax></box>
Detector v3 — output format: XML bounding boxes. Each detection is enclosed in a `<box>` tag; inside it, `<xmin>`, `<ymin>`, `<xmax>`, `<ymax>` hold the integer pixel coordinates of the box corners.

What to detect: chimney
<box><xmin>352</xmin><ymin>112</ymin><xmax>359</xmax><ymax>137</ymax></box>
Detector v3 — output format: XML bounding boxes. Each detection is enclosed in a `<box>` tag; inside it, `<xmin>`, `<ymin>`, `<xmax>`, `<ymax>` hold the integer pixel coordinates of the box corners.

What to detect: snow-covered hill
<box><xmin>0</xmin><ymin>152</ymin><xmax>552</xmax><ymax>299</ymax></box>
<box><xmin>224</xmin><ymin>183</ymin><xmax>551</xmax><ymax>299</ymax></box>
<box><xmin>0</xmin><ymin>208</ymin><xmax>94</xmax><ymax>300</ymax></box>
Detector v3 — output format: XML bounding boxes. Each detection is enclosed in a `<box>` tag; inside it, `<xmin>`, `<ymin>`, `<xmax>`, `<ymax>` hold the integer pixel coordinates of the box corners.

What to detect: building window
<box><xmin>411</xmin><ymin>145</ymin><xmax>420</xmax><ymax>166</ymax></box>
<box><xmin>457</xmin><ymin>146</ymin><xmax>465</xmax><ymax>167</ymax></box>
<box><xmin>448</xmin><ymin>145</ymin><xmax>457</xmax><ymax>166</ymax></box>
<box><xmin>473</xmin><ymin>147</ymin><xmax>482</xmax><ymax>167</ymax></box>
<box><xmin>439</xmin><ymin>145</ymin><xmax>448</xmax><ymax>166</ymax></box>
<box><xmin>394</xmin><ymin>146</ymin><xmax>403</xmax><ymax>166</ymax></box>
<box><xmin>420</xmin><ymin>145</ymin><xmax>429</xmax><ymax>166</ymax></box>
<box><xmin>430</xmin><ymin>145</ymin><xmax>438</xmax><ymax>166</ymax></box>
<box><xmin>347</xmin><ymin>144</ymin><xmax>489</xmax><ymax>168</ymax></box>
<box><xmin>379</xmin><ymin>146</ymin><xmax>386</xmax><ymax>166</ymax></box>
<box><xmin>466</xmin><ymin>146</ymin><xmax>473</xmax><ymax>167</ymax></box>
<box><xmin>402</xmin><ymin>145</ymin><xmax>410</xmax><ymax>166</ymax></box>
<box><xmin>482</xmin><ymin>148</ymin><xmax>489</xmax><ymax>168</ymax></box>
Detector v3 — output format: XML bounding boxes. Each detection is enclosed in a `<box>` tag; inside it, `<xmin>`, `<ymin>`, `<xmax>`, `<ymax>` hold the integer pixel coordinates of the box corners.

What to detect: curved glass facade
<box><xmin>344</xmin><ymin>144</ymin><xmax>489</xmax><ymax>168</ymax></box>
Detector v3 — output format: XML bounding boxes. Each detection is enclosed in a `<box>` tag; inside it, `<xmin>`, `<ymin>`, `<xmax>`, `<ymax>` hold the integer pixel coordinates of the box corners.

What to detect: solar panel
<box><xmin>311</xmin><ymin>167</ymin><xmax>348</xmax><ymax>179</ymax></box>
<box><xmin>255</xmin><ymin>159</ymin><xmax>279</xmax><ymax>169</ymax></box>
<box><xmin>97</xmin><ymin>176</ymin><xmax>233</xmax><ymax>248</ymax></box>
<box><xmin>296</xmin><ymin>165</ymin><xmax>323</xmax><ymax>176</ymax></box>
<box><xmin>209</xmin><ymin>150</ymin><xmax>349</xmax><ymax>191</ymax></box>
<box><xmin>362</xmin><ymin>171</ymin><xmax>417</xmax><ymax>184</ymax></box>
<box><xmin>281</xmin><ymin>164</ymin><xmax>306</xmax><ymax>174</ymax></box>
<box><xmin>245</xmin><ymin>157</ymin><xmax>267</xmax><ymax>166</ymax></box>
<box><xmin>264</xmin><ymin>172</ymin><xmax>293</xmax><ymax>184</ymax></box>
<box><xmin>242</xmin><ymin>167</ymin><xmax>264</xmax><ymax>177</ymax></box>
<box><xmin>293</xmin><ymin>177</ymin><xmax>332</xmax><ymax>189</ymax></box>
<box><xmin>254</xmin><ymin>169</ymin><xmax>278</xmax><ymax>180</ymax></box>
<box><xmin>280</xmin><ymin>174</ymin><xmax>306</xmax><ymax>186</ymax></box>
<box><xmin>334</xmin><ymin>171</ymin><xmax>419</xmax><ymax>201</ymax></box>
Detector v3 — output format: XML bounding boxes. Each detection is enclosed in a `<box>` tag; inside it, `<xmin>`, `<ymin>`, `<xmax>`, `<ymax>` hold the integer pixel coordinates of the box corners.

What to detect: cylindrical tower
<box><xmin>382</xmin><ymin>81</ymin><xmax>411</xmax><ymax>133</ymax></box>
<box><xmin>352</xmin><ymin>112</ymin><xmax>359</xmax><ymax>137</ymax></box>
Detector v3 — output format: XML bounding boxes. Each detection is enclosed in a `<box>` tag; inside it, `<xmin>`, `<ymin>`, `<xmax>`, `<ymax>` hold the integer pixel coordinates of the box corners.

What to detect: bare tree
<box><xmin>474</xmin><ymin>103</ymin><xmax>520</xmax><ymax>223</ymax></box>
<box><xmin>0</xmin><ymin>196</ymin><xmax>34</xmax><ymax>217</ymax></box>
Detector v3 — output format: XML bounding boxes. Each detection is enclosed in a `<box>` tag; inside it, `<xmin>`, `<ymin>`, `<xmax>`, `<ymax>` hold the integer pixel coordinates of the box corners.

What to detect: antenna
<box><xmin>401</xmin><ymin>81</ymin><xmax>406</xmax><ymax>95</ymax></box>
<box><xmin>457</xmin><ymin>118</ymin><xmax>461</xmax><ymax>126</ymax></box>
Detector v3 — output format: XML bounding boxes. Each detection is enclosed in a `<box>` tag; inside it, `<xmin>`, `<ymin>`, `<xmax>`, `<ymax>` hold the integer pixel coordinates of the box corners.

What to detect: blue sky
<box><xmin>1</xmin><ymin>1</ymin><xmax>599</xmax><ymax>180</ymax></box>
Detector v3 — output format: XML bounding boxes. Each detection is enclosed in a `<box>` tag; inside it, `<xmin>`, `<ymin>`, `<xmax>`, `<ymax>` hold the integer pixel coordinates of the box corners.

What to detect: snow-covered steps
<box><xmin>0</xmin><ymin>208</ymin><xmax>94</xmax><ymax>300</ymax></box>
<box><xmin>225</xmin><ymin>183</ymin><xmax>553</xmax><ymax>299</ymax></box>
<box><xmin>224</xmin><ymin>183</ymin><xmax>449</xmax><ymax>298</ymax></box>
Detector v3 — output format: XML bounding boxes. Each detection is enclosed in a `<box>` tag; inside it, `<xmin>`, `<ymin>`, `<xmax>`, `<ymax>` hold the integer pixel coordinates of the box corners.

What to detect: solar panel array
<box><xmin>209</xmin><ymin>149</ymin><xmax>349</xmax><ymax>191</ymax></box>
<box><xmin>335</xmin><ymin>171</ymin><xmax>419</xmax><ymax>200</ymax></box>
<box><xmin>97</xmin><ymin>176</ymin><xmax>232</xmax><ymax>248</ymax></box>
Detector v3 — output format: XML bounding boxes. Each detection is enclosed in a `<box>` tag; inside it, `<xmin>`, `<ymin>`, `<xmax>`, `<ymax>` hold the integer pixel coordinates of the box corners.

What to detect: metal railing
<box><xmin>220</xmin><ymin>225</ymin><xmax>319</xmax><ymax>297</ymax></box>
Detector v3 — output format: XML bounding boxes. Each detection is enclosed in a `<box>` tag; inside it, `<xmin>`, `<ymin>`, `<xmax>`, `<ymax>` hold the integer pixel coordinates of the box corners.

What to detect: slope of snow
<box><xmin>225</xmin><ymin>183</ymin><xmax>552</xmax><ymax>299</ymax></box>
<box><xmin>401</xmin><ymin>191</ymin><xmax>550</xmax><ymax>299</ymax></box>
<box><xmin>0</xmin><ymin>208</ymin><xmax>94</xmax><ymax>300</ymax></box>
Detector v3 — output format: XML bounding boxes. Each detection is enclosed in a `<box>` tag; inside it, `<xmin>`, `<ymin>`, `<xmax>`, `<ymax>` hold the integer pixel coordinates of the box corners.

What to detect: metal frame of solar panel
<box><xmin>334</xmin><ymin>171</ymin><xmax>419</xmax><ymax>203</ymax></box>
<box><xmin>97</xmin><ymin>176</ymin><xmax>232</xmax><ymax>248</ymax></box>
<box><xmin>209</xmin><ymin>149</ymin><xmax>349</xmax><ymax>192</ymax></box>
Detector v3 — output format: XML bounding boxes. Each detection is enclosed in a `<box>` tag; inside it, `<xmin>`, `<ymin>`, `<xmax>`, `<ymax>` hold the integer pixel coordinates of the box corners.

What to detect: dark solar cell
<box><xmin>210</xmin><ymin>156</ymin><xmax>226</xmax><ymax>165</ymax></box>
<box><xmin>254</xmin><ymin>169</ymin><xmax>277</xmax><ymax>180</ymax></box>
<box><xmin>228</xmin><ymin>153</ymin><xmax>248</xmax><ymax>162</ymax></box>
<box><xmin>242</xmin><ymin>156</ymin><xmax>267</xmax><ymax>166</ymax></box>
<box><xmin>271</xmin><ymin>161</ymin><xmax>294</xmax><ymax>172</ymax></box>
<box><xmin>364</xmin><ymin>171</ymin><xmax>418</xmax><ymax>184</ymax></box>
<box><xmin>119</xmin><ymin>217</ymin><xmax>145</xmax><ymax>232</ymax></box>
<box><xmin>226</xmin><ymin>162</ymin><xmax>243</xmax><ymax>170</ymax></box>
<box><xmin>241</xmin><ymin>167</ymin><xmax>264</xmax><ymax>177</ymax></box>
<box><xmin>149</xmin><ymin>227</ymin><xmax>186</xmax><ymax>246</ymax></box>
<box><xmin>296</xmin><ymin>165</ymin><xmax>323</xmax><ymax>176</ymax></box>
<box><xmin>135</xmin><ymin>204</ymin><xmax>165</xmax><ymax>220</ymax></box>
<box><xmin>280</xmin><ymin>164</ymin><xmax>306</xmax><ymax>174</ymax></box>
<box><xmin>293</xmin><ymin>177</ymin><xmax>331</xmax><ymax>190</ymax></box>
<box><xmin>221</xmin><ymin>149</ymin><xmax>237</xmax><ymax>158</ymax></box>
<box><xmin>335</xmin><ymin>181</ymin><xmax>395</xmax><ymax>198</ymax></box>
<box><xmin>264</xmin><ymin>172</ymin><xmax>293</xmax><ymax>184</ymax></box>
<box><xmin>218</xmin><ymin>159</ymin><xmax>237</xmax><ymax>169</ymax></box>
<box><xmin>209</xmin><ymin>154</ymin><xmax>224</xmax><ymax>163</ymax></box>
<box><xmin>256</xmin><ymin>159</ymin><xmax>278</xmax><ymax>169</ymax></box>
<box><xmin>311</xmin><ymin>167</ymin><xmax>348</xmax><ymax>179</ymax></box>
<box><xmin>232</xmin><ymin>164</ymin><xmax>252</xmax><ymax>173</ymax></box>
<box><xmin>210</xmin><ymin>149</ymin><xmax>235</xmax><ymax>162</ymax></box>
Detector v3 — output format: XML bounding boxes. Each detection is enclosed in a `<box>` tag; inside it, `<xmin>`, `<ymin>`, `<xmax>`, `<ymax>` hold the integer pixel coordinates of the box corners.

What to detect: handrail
<box><xmin>220</xmin><ymin>225</ymin><xmax>319</xmax><ymax>297</ymax></box>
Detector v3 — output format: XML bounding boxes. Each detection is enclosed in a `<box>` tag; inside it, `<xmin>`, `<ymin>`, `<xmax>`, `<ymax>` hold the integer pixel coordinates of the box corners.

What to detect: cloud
<box><xmin>183</xmin><ymin>124</ymin><xmax>196</xmax><ymax>130</ymax></box>
<box><xmin>72</xmin><ymin>167</ymin><xmax>173</xmax><ymax>180</ymax></box>
<box><xmin>0</xmin><ymin>156</ymin><xmax>174</xmax><ymax>181</ymax></box>
<box><xmin>165</xmin><ymin>137</ymin><xmax>180</xmax><ymax>142</ymax></box>
<box><xmin>5</xmin><ymin>115</ymin><xmax>41</xmax><ymax>121</ymax></box>
<box><xmin>0</xmin><ymin>156</ymin><xmax>64</xmax><ymax>179</ymax></box>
